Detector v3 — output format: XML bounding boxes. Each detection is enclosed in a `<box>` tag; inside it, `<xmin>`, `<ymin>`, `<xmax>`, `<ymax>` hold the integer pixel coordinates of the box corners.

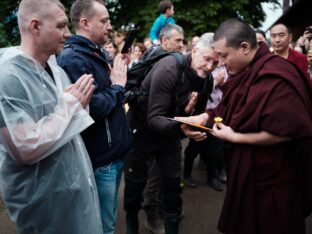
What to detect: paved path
<box><xmin>1</xmin><ymin>139</ymin><xmax>312</xmax><ymax>233</ymax></box>
<box><xmin>115</xmin><ymin>157</ymin><xmax>225</xmax><ymax>234</ymax></box>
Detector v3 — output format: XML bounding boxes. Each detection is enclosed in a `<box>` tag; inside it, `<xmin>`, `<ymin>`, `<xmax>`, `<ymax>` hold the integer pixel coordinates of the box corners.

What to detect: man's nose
<box><xmin>273</xmin><ymin>37</ymin><xmax>280</xmax><ymax>42</ymax></box>
<box><xmin>107</xmin><ymin>22</ymin><xmax>112</xmax><ymax>31</ymax></box>
<box><xmin>176</xmin><ymin>42</ymin><xmax>183</xmax><ymax>51</ymax></box>
<box><xmin>64</xmin><ymin>26</ymin><xmax>71</xmax><ymax>39</ymax></box>
<box><xmin>218</xmin><ymin>58</ymin><xmax>225</xmax><ymax>66</ymax></box>
<box><xmin>206</xmin><ymin>62</ymin><xmax>214</xmax><ymax>71</ymax></box>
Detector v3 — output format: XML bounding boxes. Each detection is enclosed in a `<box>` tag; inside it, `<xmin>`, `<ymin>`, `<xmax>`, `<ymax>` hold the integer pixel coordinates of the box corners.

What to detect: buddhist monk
<box><xmin>176</xmin><ymin>18</ymin><xmax>312</xmax><ymax>234</ymax></box>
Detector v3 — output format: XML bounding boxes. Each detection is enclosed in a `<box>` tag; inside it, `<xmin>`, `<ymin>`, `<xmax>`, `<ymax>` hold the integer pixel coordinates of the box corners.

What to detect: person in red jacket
<box><xmin>270</xmin><ymin>23</ymin><xmax>309</xmax><ymax>78</ymax></box>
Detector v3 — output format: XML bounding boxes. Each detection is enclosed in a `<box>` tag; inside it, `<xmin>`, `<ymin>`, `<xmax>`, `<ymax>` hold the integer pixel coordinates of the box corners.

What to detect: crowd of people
<box><xmin>0</xmin><ymin>0</ymin><xmax>311</xmax><ymax>234</ymax></box>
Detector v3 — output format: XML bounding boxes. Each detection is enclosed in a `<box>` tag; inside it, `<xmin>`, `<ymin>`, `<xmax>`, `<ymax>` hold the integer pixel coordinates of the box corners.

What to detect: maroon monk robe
<box><xmin>207</xmin><ymin>42</ymin><xmax>312</xmax><ymax>234</ymax></box>
<box><xmin>287</xmin><ymin>48</ymin><xmax>310</xmax><ymax>80</ymax></box>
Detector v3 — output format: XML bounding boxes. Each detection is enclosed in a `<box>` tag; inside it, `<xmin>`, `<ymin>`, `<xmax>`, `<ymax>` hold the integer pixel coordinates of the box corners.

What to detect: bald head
<box><xmin>18</xmin><ymin>0</ymin><xmax>65</xmax><ymax>34</ymax></box>
<box><xmin>271</xmin><ymin>23</ymin><xmax>290</xmax><ymax>34</ymax></box>
<box><xmin>214</xmin><ymin>18</ymin><xmax>257</xmax><ymax>49</ymax></box>
<box><xmin>270</xmin><ymin>23</ymin><xmax>292</xmax><ymax>56</ymax></box>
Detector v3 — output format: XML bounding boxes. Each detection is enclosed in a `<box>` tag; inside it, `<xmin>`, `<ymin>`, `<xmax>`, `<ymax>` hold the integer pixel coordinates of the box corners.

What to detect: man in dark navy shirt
<box><xmin>57</xmin><ymin>1</ymin><xmax>132</xmax><ymax>233</ymax></box>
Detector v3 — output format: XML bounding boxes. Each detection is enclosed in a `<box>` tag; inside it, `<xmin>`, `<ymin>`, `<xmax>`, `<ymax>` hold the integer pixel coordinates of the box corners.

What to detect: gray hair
<box><xmin>195</xmin><ymin>33</ymin><xmax>214</xmax><ymax>50</ymax></box>
<box><xmin>159</xmin><ymin>24</ymin><xmax>184</xmax><ymax>41</ymax></box>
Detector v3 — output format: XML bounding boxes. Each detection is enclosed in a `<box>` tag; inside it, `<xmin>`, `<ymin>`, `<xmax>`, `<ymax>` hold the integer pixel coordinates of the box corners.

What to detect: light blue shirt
<box><xmin>149</xmin><ymin>14</ymin><xmax>176</xmax><ymax>41</ymax></box>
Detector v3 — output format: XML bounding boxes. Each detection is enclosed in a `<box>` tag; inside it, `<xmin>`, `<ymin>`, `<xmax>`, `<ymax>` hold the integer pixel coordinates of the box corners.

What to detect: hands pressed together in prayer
<box><xmin>110</xmin><ymin>52</ymin><xmax>130</xmax><ymax>87</ymax></box>
<box><xmin>65</xmin><ymin>74</ymin><xmax>95</xmax><ymax>109</ymax></box>
<box><xmin>63</xmin><ymin>50</ymin><xmax>130</xmax><ymax>110</ymax></box>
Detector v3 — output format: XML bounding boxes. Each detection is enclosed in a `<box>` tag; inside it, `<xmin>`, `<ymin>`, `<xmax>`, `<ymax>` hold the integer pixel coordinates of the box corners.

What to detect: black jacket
<box><xmin>127</xmin><ymin>53</ymin><xmax>213</xmax><ymax>144</ymax></box>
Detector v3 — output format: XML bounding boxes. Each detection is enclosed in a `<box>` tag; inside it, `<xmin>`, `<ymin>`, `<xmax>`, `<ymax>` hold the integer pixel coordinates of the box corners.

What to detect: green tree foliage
<box><xmin>0</xmin><ymin>0</ymin><xmax>72</xmax><ymax>47</ymax></box>
<box><xmin>107</xmin><ymin>0</ymin><xmax>279</xmax><ymax>41</ymax></box>
<box><xmin>0</xmin><ymin>0</ymin><xmax>279</xmax><ymax>47</ymax></box>
<box><xmin>0</xmin><ymin>1</ymin><xmax>20</xmax><ymax>47</ymax></box>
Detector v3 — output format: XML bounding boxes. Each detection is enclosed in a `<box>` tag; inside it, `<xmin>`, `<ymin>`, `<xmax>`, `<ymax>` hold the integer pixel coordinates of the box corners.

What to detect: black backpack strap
<box><xmin>206</xmin><ymin>73</ymin><xmax>214</xmax><ymax>103</ymax></box>
<box><xmin>171</xmin><ymin>53</ymin><xmax>186</xmax><ymax>115</ymax></box>
<box><xmin>125</xmin><ymin>49</ymin><xmax>171</xmax><ymax>103</ymax></box>
<box><xmin>172</xmin><ymin>52</ymin><xmax>186</xmax><ymax>87</ymax></box>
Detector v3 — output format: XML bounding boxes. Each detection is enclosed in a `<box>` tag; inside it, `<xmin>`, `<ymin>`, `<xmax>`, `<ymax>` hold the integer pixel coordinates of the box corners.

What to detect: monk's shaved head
<box><xmin>214</xmin><ymin>18</ymin><xmax>257</xmax><ymax>49</ymax></box>
<box><xmin>18</xmin><ymin>0</ymin><xmax>65</xmax><ymax>34</ymax></box>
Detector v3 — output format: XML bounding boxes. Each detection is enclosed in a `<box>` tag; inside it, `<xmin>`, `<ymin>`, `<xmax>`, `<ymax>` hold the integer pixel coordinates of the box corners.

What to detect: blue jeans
<box><xmin>94</xmin><ymin>159</ymin><xmax>124</xmax><ymax>234</ymax></box>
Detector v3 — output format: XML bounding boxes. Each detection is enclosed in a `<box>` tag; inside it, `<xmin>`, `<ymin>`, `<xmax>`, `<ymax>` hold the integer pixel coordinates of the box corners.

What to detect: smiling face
<box><xmin>214</xmin><ymin>38</ymin><xmax>250</xmax><ymax>75</ymax></box>
<box><xmin>191</xmin><ymin>46</ymin><xmax>219</xmax><ymax>78</ymax></box>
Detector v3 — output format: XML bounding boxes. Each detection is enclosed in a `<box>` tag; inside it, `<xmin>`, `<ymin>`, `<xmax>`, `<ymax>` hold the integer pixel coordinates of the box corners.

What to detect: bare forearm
<box><xmin>212</xmin><ymin>123</ymin><xmax>291</xmax><ymax>146</ymax></box>
<box><xmin>231</xmin><ymin>131</ymin><xmax>291</xmax><ymax>145</ymax></box>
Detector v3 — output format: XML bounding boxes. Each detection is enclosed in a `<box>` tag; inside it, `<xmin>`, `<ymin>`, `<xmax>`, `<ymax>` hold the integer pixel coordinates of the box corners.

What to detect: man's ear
<box><xmin>79</xmin><ymin>18</ymin><xmax>89</xmax><ymax>30</ymax></box>
<box><xmin>289</xmin><ymin>33</ymin><xmax>293</xmax><ymax>44</ymax></box>
<box><xmin>240</xmin><ymin>42</ymin><xmax>251</xmax><ymax>55</ymax></box>
<box><xmin>161</xmin><ymin>36</ymin><xmax>168</xmax><ymax>46</ymax></box>
<box><xmin>191</xmin><ymin>47</ymin><xmax>197</xmax><ymax>59</ymax></box>
<box><xmin>29</xmin><ymin>19</ymin><xmax>40</xmax><ymax>35</ymax></box>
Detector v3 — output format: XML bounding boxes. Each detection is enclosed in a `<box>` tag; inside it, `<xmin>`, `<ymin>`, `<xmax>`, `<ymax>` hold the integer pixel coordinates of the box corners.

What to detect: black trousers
<box><xmin>124</xmin><ymin>130</ymin><xmax>182</xmax><ymax>218</ymax></box>
<box><xmin>183</xmin><ymin>135</ymin><xmax>224</xmax><ymax>179</ymax></box>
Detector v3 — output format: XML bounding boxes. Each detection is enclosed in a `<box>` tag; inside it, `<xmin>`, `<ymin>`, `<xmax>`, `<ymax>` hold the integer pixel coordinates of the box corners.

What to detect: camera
<box><xmin>306</xmin><ymin>27</ymin><xmax>312</xmax><ymax>41</ymax></box>
<box><xmin>306</xmin><ymin>27</ymin><xmax>312</xmax><ymax>33</ymax></box>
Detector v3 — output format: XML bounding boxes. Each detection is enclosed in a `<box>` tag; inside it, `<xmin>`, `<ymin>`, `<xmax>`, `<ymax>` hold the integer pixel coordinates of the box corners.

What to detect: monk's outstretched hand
<box><xmin>211</xmin><ymin>122</ymin><xmax>236</xmax><ymax>142</ymax></box>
